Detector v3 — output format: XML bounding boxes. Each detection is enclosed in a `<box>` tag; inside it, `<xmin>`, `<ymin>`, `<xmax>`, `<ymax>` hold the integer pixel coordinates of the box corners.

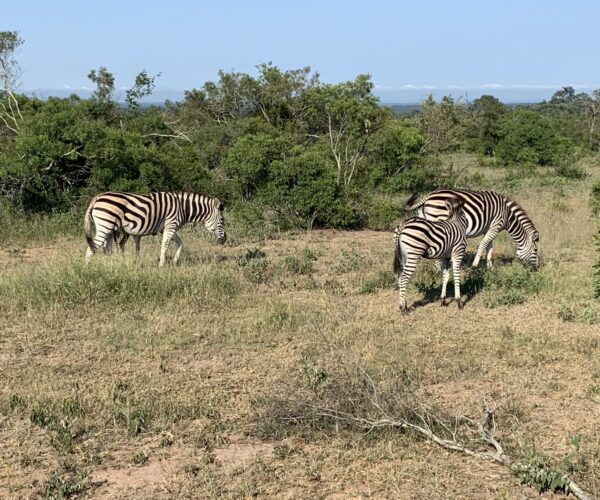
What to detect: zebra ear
<box><xmin>446</xmin><ymin>198</ymin><xmax>463</xmax><ymax>212</ymax></box>
<box><xmin>532</xmin><ymin>230</ymin><xmax>539</xmax><ymax>242</ymax></box>
<box><xmin>218</xmin><ymin>202</ymin><xmax>224</xmax><ymax>211</ymax></box>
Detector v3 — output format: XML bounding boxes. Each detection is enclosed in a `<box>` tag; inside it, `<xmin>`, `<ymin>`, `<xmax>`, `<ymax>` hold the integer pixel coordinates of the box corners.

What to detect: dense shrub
<box><xmin>263</xmin><ymin>150</ymin><xmax>360</xmax><ymax>229</ymax></box>
<box><xmin>1</xmin><ymin>60</ymin><xmax>596</xmax><ymax>234</ymax></box>
<box><xmin>480</xmin><ymin>264</ymin><xmax>544</xmax><ymax>308</ymax></box>
<box><xmin>363</xmin><ymin>197</ymin><xmax>404</xmax><ymax>231</ymax></box>
<box><xmin>590</xmin><ymin>180</ymin><xmax>600</xmax><ymax>216</ymax></box>
<box><xmin>496</xmin><ymin>109</ymin><xmax>573</xmax><ymax>167</ymax></box>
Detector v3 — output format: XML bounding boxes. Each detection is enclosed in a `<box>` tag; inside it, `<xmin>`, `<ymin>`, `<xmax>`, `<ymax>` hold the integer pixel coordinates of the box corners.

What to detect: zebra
<box><xmin>84</xmin><ymin>191</ymin><xmax>226</xmax><ymax>266</ymax></box>
<box><xmin>393</xmin><ymin>198</ymin><xmax>467</xmax><ymax>313</ymax></box>
<box><xmin>404</xmin><ymin>189</ymin><xmax>539</xmax><ymax>270</ymax></box>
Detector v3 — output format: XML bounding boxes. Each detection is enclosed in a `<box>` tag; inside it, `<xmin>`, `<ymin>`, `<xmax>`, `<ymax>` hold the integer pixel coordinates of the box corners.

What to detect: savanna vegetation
<box><xmin>1</xmin><ymin>31</ymin><xmax>600</xmax><ymax>499</ymax></box>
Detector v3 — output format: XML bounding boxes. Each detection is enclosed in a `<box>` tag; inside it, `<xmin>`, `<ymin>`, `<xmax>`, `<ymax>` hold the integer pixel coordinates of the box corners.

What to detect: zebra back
<box><xmin>405</xmin><ymin>188</ymin><xmax>539</xmax><ymax>268</ymax></box>
<box><xmin>86</xmin><ymin>191</ymin><xmax>225</xmax><ymax>238</ymax></box>
<box><xmin>393</xmin><ymin>197</ymin><xmax>466</xmax><ymax>274</ymax></box>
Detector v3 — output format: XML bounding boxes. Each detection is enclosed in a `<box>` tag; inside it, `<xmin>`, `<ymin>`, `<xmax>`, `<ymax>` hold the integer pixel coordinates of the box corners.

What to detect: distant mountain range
<box><xmin>23</xmin><ymin>86</ymin><xmax>562</xmax><ymax>107</ymax></box>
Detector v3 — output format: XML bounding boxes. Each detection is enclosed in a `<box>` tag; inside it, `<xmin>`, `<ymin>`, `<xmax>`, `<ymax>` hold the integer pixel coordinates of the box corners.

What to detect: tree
<box><xmin>496</xmin><ymin>109</ymin><xmax>570</xmax><ymax>166</ymax></box>
<box><xmin>417</xmin><ymin>95</ymin><xmax>461</xmax><ymax>156</ymax></box>
<box><xmin>87</xmin><ymin>67</ymin><xmax>115</xmax><ymax>103</ymax></box>
<box><xmin>222</xmin><ymin>131</ymin><xmax>288</xmax><ymax>199</ymax></box>
<box><xmin>252</xmin><ymin>63</ymin><xmax>319</xmax><ymax>127</ymax></box>
<box><xmin>367</xmin><ymin>120</ymin><xmax>425</xmax><ymax>188</ymax></box>
<box><xmin>263</xmin><ymin>149</ymin><xmax>358</xmax><ymax>229</ymax></box>
<box><xmin>0</xmin><ymin>31</ymin><xmax>24</xmax><ymax>134</ymax></box>
<box><xmin>586</xmin><ymin>89</ymin><xmax>600</xmax><ymax>150</ymax></box>
<box><xmin>470</xmin><ymin>95</ymin><xmax>506</xmax><ymax>156</ymax></box>
<box><xmin>303</xmin><ymin>74</ymin><xmax>384</xmax><ymax>187</ymax></box>
<box><xmin>550</xmin><ymin>85</ymin><xmax>576</xmax><ymax>104</ymax></box>
<box><xmin>126</xmin><ymin>70</ymin><xmax>160</xmax><ymax>110</ymax></box>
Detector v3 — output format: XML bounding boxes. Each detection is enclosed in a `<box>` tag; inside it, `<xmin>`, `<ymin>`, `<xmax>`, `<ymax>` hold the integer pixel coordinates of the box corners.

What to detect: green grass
<box><xmin>1</xmin><ymin>157</ymin><xmax>600</xmax><ymax>498</ymax></box>
<box><xmin>0</xmin><ymin>259</ymin><xmax>241</xmax><ymax>311</ymax></box>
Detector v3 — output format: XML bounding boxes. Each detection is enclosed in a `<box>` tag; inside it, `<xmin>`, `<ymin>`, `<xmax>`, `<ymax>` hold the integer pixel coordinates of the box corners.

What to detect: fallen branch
<box><xmin>271</xmin><ymin>347</ymin><xmax>593</xmax><ymax>500</ymax></box>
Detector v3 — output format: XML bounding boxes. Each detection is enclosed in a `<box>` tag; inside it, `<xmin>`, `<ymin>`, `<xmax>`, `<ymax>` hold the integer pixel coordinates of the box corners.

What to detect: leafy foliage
<box><xmin>517</xmin><ymin>447</ymin><xmax>570</xmax><ymax>494</ymax></box>
<box><xmin>0</xmin><ymin>36</ymin><xmax>598</xmax><ymax>232</ymax></box>
<box><xmin>496</xmin><ymin>109</ymin><xmax>572</xmax><ymax>166</ymax></box>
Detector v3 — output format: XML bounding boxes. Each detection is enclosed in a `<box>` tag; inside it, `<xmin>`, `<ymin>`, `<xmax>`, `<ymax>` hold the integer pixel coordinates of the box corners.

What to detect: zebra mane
<box><xmin>504</xmin><ymin>196</ymin><xmax>537</xmax><ymax>235</ymax></box>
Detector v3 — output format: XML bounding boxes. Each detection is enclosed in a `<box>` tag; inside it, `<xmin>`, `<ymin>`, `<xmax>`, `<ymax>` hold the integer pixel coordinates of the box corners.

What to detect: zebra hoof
<box><xmin>399</xmin><ymin>305</ymin><xmax>409</xmax><ymax>315</ymax></box>
<box><xmin>457</xmin><ymin>299</ymin><xmax>464</xmax><ymax>310</ymax></box>
<box><xmin>440</xmin><ymin>298</ymin><xmax>448</xmax><ymax>307</ymax></box>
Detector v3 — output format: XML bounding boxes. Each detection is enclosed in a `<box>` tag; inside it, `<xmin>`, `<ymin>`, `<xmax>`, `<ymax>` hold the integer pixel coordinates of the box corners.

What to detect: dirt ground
<box><xmin>1</xmin><ymin>183</ymin><xmax>599</xmax><ymax>499</ymax></box>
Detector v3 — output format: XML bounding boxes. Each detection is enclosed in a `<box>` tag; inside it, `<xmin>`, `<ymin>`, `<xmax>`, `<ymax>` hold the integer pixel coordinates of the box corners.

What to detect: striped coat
<box><xmin>84</xmin><ymin>191</ymin><xmax>226</xmax><ymax>266</ymax></box>
<box><xmin>404</xmin><ymin>189</ymin><xmax>539</xmax><ymax>269</ymax></box>
<box><xmin>394</xmin><ymin>198</ymin><xmax>468</xmax><ymax>312</ymax></box>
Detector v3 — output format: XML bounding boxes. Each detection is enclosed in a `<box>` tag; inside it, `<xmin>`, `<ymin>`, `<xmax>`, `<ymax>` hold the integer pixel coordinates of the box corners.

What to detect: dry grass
<box><xmin>1</xmin><ymin>161</ymin><xmax>600</xmax><ymax>498</ymax></box>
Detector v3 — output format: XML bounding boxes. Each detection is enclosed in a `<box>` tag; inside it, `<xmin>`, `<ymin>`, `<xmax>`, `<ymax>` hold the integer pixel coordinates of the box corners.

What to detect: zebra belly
<box><xmin>426</xmin><ymin>248</ymin><xmax>453</xmax><ymax>260</ymax></box>
<box><xmin>121</xmin><ymin>220</ymin><xmax>165</xmax><ymax>236</ymax></box>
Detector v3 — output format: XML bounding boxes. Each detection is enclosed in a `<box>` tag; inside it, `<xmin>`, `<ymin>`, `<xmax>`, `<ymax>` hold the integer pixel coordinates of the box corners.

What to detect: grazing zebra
<box><xmin>84</xmin><ymin>191</ymin><xmax>226</xmax><ymax>266</ymax></box>
<box><xmin>404</xmin><ymin>189</ymin><xmax>539</xmax><ymax>270</ymax></box>
<box><xmin>393</xmin><ymin>198</ymin><xmax>467</xmax><ymax>313</ymax></box>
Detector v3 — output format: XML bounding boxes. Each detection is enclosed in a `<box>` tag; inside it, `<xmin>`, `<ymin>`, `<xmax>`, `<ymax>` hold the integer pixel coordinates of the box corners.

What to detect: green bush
<box><xmin>595</xmin><ymin>226</ymin><xmax>600</xmax><ymax>298</ymax></box>
<box><xmin>364</xmin><ymin>198</ymin><xmax>403</xmax><ymax>231</ymax></box>
<box><xmin>222</xmin><ymin>132</ymin><xmax>288</xmax><ymax>199</ymax></box>
<box><xmin>227</xmin><ymin>201</ymin><xmax>277</xmax><ymax>241</ymax></box>
<box><xmin>552</xmin><ymin>152</ymin><xmax>587</xmax><ymax>180</ymax></box>
<box><xmin>280</xmin><ymin>250</ymin><xmax>317</xmax><ymax>276</ymax></box>
<box><xmin>263</xmin><ymin>150</ymin><xmax>360</xmax><ymax>229</ymax></box>
<box><xmin>359</xmin><ymin>269</ymin><xmax>397</xmax><ymax>294</ymax></box>
<box><xmin>558</xmin><ymin>303</ymin><xmax>598</xmax><ymax>324</ymax></box>
<box><xmin>590</xmin><ymin>181</ymin><xmax>600</xmax><ymax>216</ymax></box>
<box><xmin>368</xmin><ymin>122</ymin><xmax>425</xmax><ymax>188</ymax></box>
<box><xmin>480</xmin><ymin>264</ymin><xmax>544</xmax><ymax>308</ymax></box>
<box><xmin>496</xmin><ymin>109</ymin><xmax>573</xmax><ymax>167</ymax></box>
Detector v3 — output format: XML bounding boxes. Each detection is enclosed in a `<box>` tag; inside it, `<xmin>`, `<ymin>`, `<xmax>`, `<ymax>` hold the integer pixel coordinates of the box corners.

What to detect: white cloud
<box><xmin>375</xmin><ymin>82</ymin><xmax>600</xmax><ymax>92</ymax></box>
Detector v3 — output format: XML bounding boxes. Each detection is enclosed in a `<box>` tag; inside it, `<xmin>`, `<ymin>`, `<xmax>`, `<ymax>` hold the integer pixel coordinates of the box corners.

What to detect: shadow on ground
<box><xmin>410</xmin><ymin>251</ymin><xmax>517</xmax><ymax>310</ymax></box>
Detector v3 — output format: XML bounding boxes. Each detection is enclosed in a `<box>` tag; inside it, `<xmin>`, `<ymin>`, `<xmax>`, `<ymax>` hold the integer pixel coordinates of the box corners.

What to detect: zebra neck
<box><xmin>178</xmin><ymin>192</ymin><xmax>206</xmax><ymax>224</ymax></box>
<box><xmin>505</xmin><ymin>203</ymin><xmax>531</xmax><ymax>243</ymax></box>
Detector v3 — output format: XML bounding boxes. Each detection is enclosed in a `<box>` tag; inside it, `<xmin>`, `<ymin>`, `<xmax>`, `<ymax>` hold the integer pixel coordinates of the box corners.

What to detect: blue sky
<box><xmin>4</xmin><ymin>0</ymin><xmax>600</xmax><ymax>102</ymax></box>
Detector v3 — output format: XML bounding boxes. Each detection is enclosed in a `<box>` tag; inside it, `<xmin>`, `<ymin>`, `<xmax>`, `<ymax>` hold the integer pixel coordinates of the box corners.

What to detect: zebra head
<box><xmin>516</xmin><ymin>228</ymin><xmax>539</xmax><ymax>270</ymax></box>
<box><xmin>204</xmin><ymin>199</ymin><xmax>227</xmax><ymax>244</ymax></box>
<box><xmin>445</xmin><ymin>197</ymin><xmax>466</xmax><ymax>223</ymax></box>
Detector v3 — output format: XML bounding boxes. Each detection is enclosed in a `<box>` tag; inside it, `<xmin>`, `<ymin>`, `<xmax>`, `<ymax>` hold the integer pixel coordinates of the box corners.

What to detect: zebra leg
<box><xmin>439</xmin><ymin>259</ymin><xmax>450</xmax><ymax>306</ymax></box>
<box><xmin>485</xmin><ymin>241</ymin><xmax>494</xmax><ymax>268</ymax></box>
<box><xmin>452</xmin><ymin>250</ymin><xmax>465</xmax><ymax>309</ymax></box>
<box><xmin>103</xmin><ymin>233</ymin><xmax>114</xmax><ymax>255</ymax></box>
<box><xmin>472</xmin><ymin>227</ymin><xmax>500</xmax><ymax>267</ymax></box>
<box><xmin>85</xmin><ymin>228</ymin><xmax>113</xmax><ymax>263</ymax></box>
<box><xmin>133</xmin><ymin>235</ymin><xmax>141</xmax><ymax>258</ymax></box>
<box><xmin>118</xmin><ymin>232</ymin><xmax>130</xmax><ymax>253</ymax></box>
<box><xmin>172</xmin><ymin>233</ymin><xmax>184</xmax><ymax>264</ymax></box>
<box><xmin>159</xmin><ymin>226</ymin><xmax>177</xmax><ymax>267</ymax></box>
<box><xmin>398</xmin><ymin>255</ymin><xmax>420</xmax><ymax>314</ymax></box>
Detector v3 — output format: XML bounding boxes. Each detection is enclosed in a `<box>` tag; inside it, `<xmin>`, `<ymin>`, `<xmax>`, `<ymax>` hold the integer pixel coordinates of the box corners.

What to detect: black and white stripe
<box><xmin>393</xmin><ymin>199</ymin><xmax>467</xmax><ymax>313</ymax></box>
<box><xmin>84</xmin><ymin>191</ymin><xmax>226</xmax><ymax>266</ymax></box>
<box><xmin>405</xmin><ymin>189</ymin><xmax>539</xmax><ymax>270</ymax></box>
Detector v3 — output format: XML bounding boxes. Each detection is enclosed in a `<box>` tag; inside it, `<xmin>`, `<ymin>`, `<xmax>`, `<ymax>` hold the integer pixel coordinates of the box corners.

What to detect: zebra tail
<box><xmin>404</xmin><ymin>192</ymin><xmax>426</xmax><ymax>211</ymax></box>
<box><xmin>393</xmin><ymin>236</ymin><xmax>403</xmax><ymax>275</ymax></box>
<box><xmin>84</xmin><ymin>198</ymin><xmax>96</xmax><ymax>251</ymax></box>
